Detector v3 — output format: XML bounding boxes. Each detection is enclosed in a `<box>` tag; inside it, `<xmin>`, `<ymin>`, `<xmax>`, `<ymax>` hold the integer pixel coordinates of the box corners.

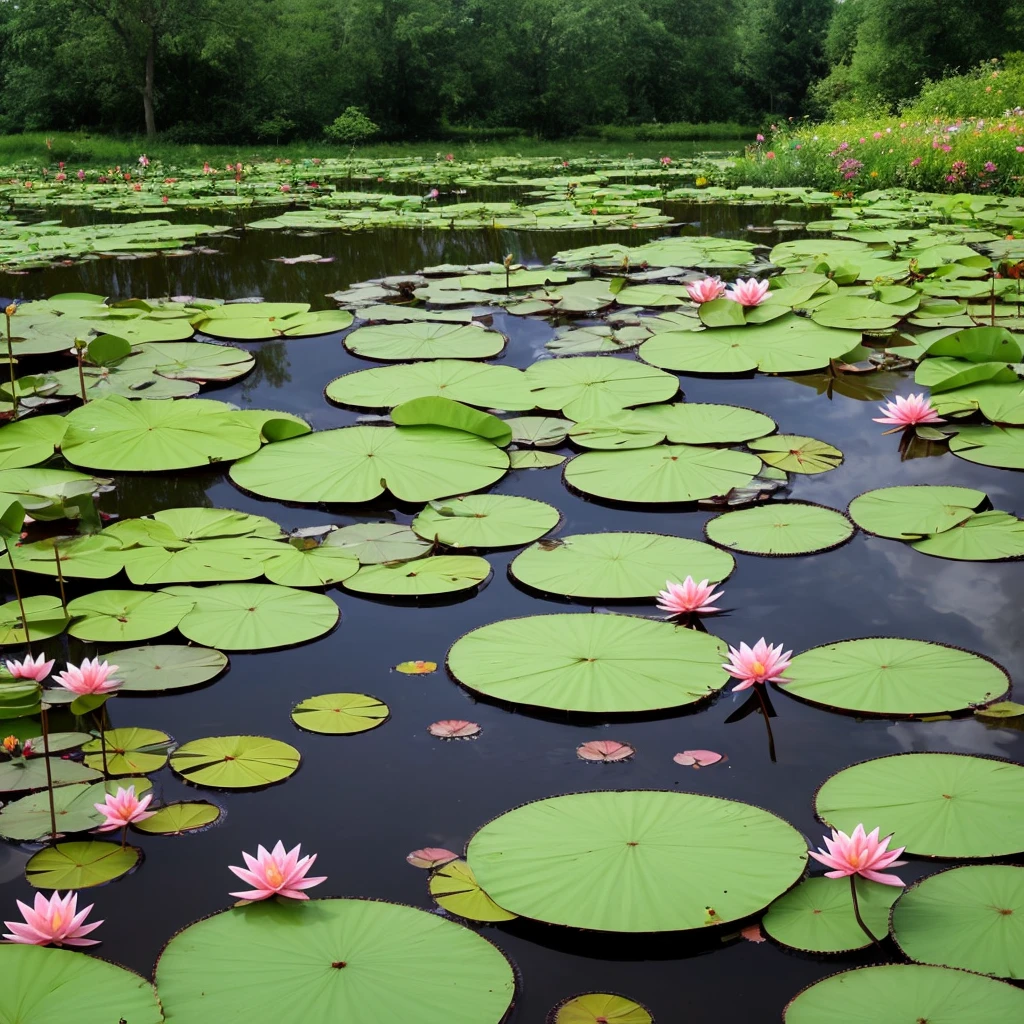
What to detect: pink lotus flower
<box><xmin>138</xmin><ymin>154</ymin><xmax>149</xmax><ymax>168</ymax></box>
<box><xmin>723</xmin><ymin>638</ymin><xmax>793</xmax><ymax>692</ymax></box>
<box><xmin>809</xmin><ymin>824</ymin><xmax>906</xmax><ymax>886</ymax></box>
<box><xmin>3</xmin><ymin>891</ymin><xmax>102</xmax><ymax>946</ymax></box>
<box><xmin>725</xmin><ymin>278</ymin><xmax>771</xmax><ymax>307</ymax></box>
<box><xmin>660</xmin><ymin>156</ymin><xmax>672</xmax><ymax>166</ymax></box>
<box><xmin>428</xmin><ymin>719</ymin><xmax>480</xmax><ymax>738</ymax></box>
<box><xmin>756</xmin><ymin>134</ymin><xmax>765</xmax><ymax>142</ymax></box>
<box><xmin>873</xmin><ymin>393</ymin><xmax>944</xmax><ymax>431</ymax></box>
<box><xmin>5</xmin><ymin>653</ymin><xmax>55</xmax><ymax>681</ymax></box>
<box><xmin>656</xmin><ymin>576</ymin><xmax>723</xmax><ymax>616</ymax></box>
<box><xmin>228</xmin><ymin>841</ymin><xmax>326</xmax><ymax>901</ymax></box>
<box><xmin>76</xmin><ymin>169</ymin><xmax>85</xmax><ymax>181</ymax></box>
<box><xmin>445</xmin><ymin>153</ymin><xmax>455</xmax><ymax>162</ymax></box>
<box><xmin>279</xmin><ymin>183</ymin><xmax>291</xmax><ymax>192</ymax></box>
<box><xmin>686</xmin><ymin>276</ymin><xmax>727</xmax><ymax>303</ymax></box>
<box><xmin>55</xmin><ymin>173</ymin><xmax>66</xmax><ymax>182</ymax></box>
<box><xmin>52</xmin><ymin>658</ymin><xmax>121</xmax><ymax>696</ymax></box>
<box><xmin>93</xmin><ymin>785</ymin><xmax>155</xmax><ymax>831</ymax></box>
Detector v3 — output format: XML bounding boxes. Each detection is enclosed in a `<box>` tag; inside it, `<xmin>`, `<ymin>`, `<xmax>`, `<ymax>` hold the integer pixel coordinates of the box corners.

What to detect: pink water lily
<box><xmin>4</xmin><ymin>653</ymin><xmax>54</xmax><ymax>681</ymax></box>
<box><xmin>93</xmin><ymin>785</ymin><xmax>155</xmax><ymax>831</ymax></box>
<box><xmin>873</xmin><ymin>392</ymin><xmax>944</xmax><ymax>431</ymax></box>
<box><xmin>229</xmin><ymin>841</ymin><xmax>326</xmax><ymax>902</ymax></box>
<box><xmin>673</xmin><ymin>748</ymin><xmax>724</xmax><ymax>768</ymax></box>
<box><xmin>685</xmin><ymin>276</ymin><xmax>727</xmax><ymax>303</ymax></box>
<box><xmin>52</xmin><ymin>658</ymin><xmax>121</xmax><ymax>695</ymax></box>
<box><xmin>723</xmin><ymin>638</ymin><xmax>792</xmax><ymax>692</ymax></box>
<box><xmin>809</xmin><ymin>824</ymin><xmax>906</xmax><ymax>886</ymax></box>
<box><xmin>407</xmin><ymin>847</ymin><xmax>459</xmax><ymax>869</ymax></box>
<box><xmin>656</xmin><ymin>576</ymin><xmax>723</xmax><ymax>616</ymax></box>
<box><xmin>3</xmin><ymin>891</ymin><xmax>102</xmax><ymax>946</ymax></box>
<box><xmin>725</xmin><ymin>278</ymin><xmax>771</xmax><ymax>307</ymax></box>
<box><xmin>428</xmin><ymin>719</ymin><xmax>480</xmax><ymax>739</ymax></box>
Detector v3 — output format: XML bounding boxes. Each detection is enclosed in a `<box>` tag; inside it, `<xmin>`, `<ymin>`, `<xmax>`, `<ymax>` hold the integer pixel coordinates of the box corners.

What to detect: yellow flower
<box><xmin>4</xmin><ymin>304</ymin><xmax>15</xmax><ymax>318</ymax></box>
<box><xmin>695</xmin><ymin>176</ymin><xmax>709</xmax><ymax>187</ymax></box>
<box><xmin>870</xmin><ymin>171</ymin><xmax>879</xmax><ymax>177</ymax></box>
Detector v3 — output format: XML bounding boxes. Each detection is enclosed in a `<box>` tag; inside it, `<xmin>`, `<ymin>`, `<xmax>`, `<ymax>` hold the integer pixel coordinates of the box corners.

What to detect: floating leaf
<box><xmin>705</xmin><ymin>503</ymin><xmax>854</xmax><ymax>556</ymax></box>
<box><xmin>816</xmin><ymin>753</ymin><xmax>1024</xmax><ymax>858</ymax></box>
<box><xmin>673</xmin><ymin>749</ymin><xmax>724</xmax><ymax>768</ymax></box>
<box><xmin>428</xmin><ymin>720</ymin><xmax>481</xmax><ymax>739</ymax></box>
<box><xmin>412</xmin><ymin>494</ymin><xmax>560</xmax><ymax>548</ymax></box>
<box><xmin>0</xmin><ymin>595</ymin><xmax>69</xmax><ymax>645</ymax></box>
<box><xmin>949</xmin><ymin>425</ymin><xmax>1024</xmax><ymax>469</ymax></box>
<box><xmin>133</xmin><ymin>801</ymin><xmax>221</xmax><ymax>835</ymax></box>
<box><xmin>81</xmin><ymin>727</ymin><xmax>171</xmax><ymax>775</ymax></box>
<box><xmin>577</xmin><ymin>740</ymin><xmax>635</xmax><ymax>762</ymax></box>
<box><xmin>975</xmin><ymin>701</ymin><xmax>1024</xmax><ymax>719</ymax></box>
<box><xmin>407</xmin><ymin>847</ymin><xmax>459</xmax><ymax>869</ymax></box>
<box><xmin>344</xmin><ymin>322</ymin><xmax>505</xmax><ymax>361</ymax></box>
<box><xmin>169</xmin><ymin>735</ymin><xmax>300</xmax><ymax>789</ymax></box>
<box><xmin>0</xmin><ymin>756</ymin><xmax>102</xmax><ymax>795</ymax></box>
<box><xmin>429</xmin><ymin>859</ymin><xmax>517</xmax><ymax>922</ymax></box>
<box><xmin>323</xmin><ymin>523</ymin><xmax>431</xmax><ymax>564</ymax></box>
<box><xmin>395</xmin><ymin>660</ymin><xmax>437</xmax><ymax>674</ymax></box>
<box><xmin>467</xmin><ymin>790</ymin><xmax>806</xmax><ymax>931</ymax></box>
<box><xmin>108</xmin><ymin>644</ymin><xmax>228</xmax><ymax>692</ymax></box>
<box><xmin>505</xmin><ymin>415</ymin><xmax>573</xmax><ymax>446</ymax></box>
<box><xmin>0</xmin><ymin>416</ymin><xmax>67</xmax><ymax>470</ymax></box>
<box><xmin>392</xmin><ymin>396</ymin><xmax>512</xmax><ymax>445</ymax></box>
<box><xmin>344</xmin><ymin>555</ymin><xmax>490</xmax><ymax>597</ymax></box>
<box><xmin>910</xmin><ymin>510</ymin><xmax>1024</xmax><ymax>560</ymax></box>
<box><xmin>548</xmin><ymin>993</ymin><xmax>653</xmax><ymax>1024</ymax></box>
<box><xmin>748</xmin><ymin>435</ymin><xmax>843</xmax><ymax>474</ymax></box>
<box><xmin>509</xmin><ymin>450</ymin><xmax>565</xmax><ymax>469</ymax></box>
<box><xmin>262</xmin><ymin>543</ymin><xmax>360</xmax><ymax>587</ymax></box>
<box><xmin>67</xmin><ymin>589</ymin><xmax>194</xmax><ymax>643</ymax></box>
<box><xmin>0</xmin><ymin>778</ymin><xmax>150</xmax><ymax>840</ymax></box>
<box><xmin>848</xmin><ymin>485</ymin><xmax>987</xmax><ymax>539</ymax></box>
<box><xmin>26</xmin><ymin>840</ymin><xmax>140</xmax><ymax>889</ymax></box>
<box><xmin>291</xmin><ymin>693</ymin><xmax>389</xmax><ymax>735</ymax></box>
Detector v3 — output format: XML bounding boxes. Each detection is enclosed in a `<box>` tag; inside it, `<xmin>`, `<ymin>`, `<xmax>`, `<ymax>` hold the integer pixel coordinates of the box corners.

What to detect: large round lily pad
<box><xmin>110</xmin><ymin>644</ymin><xmax>228</xmax><ymax>692</ymax></box>
<box><xmin>230</xmin><ymin>426</ymin><xmax>508</xmax><ymax>504</ymax></box>
<box><xmin>412</xmin><ymin>494</ymin><xmax>560</xmax><ymax>548</ymax></box>
<box><xmin>763</xmin><ymin>876</ymin><xmax>899</xmax><ymax>953</ymax></box>
<box><xmin>344</xmin><ymin>322</ymin><xmax>506</xmax><ymax>361</ymax></box>
<box><xmin>467</xmin><ymin>790</ymin><xmax>807</xmax><ymax>931</ymax></box>
<box><xmin>343</xmin><ymin>555</ymin><xmax>491</xmax><ymax>596</ymax></box>
<box><xmin>0</xmin><ymin>944</ymin><xmax>163</xmax><ymax>1024</ymax></box>
<box><xmin>564</xmin><ymin>445</ymin><xmax>760</xmax><ymax>503</ymax></box>
<box><xmin>66</xmin><ymin>589</ymin><xmax>194</xmax><ymax>642</ymax></box>
<box><xmin>570</xmin><ymin>403</ymin><xmax>776</xmax><ymax>449</ymax></box>
<box><xmin>785</xmin><ymin>637</ymin><xmax>1008</xmax><ymax>716</ymax></box>
<box><xmin>548</xmin><ymin>993</ymin><xmax>652</xmax><ymax>1024</ymax></box>
<box><xmin>166</xmin><ymin>583</ymin><xmax>339</xmax><ymax>650</ymax></box>
<box><xmin>816</xmin><ymin>753</ymin><xmax>1024</xmax><ymax>858</ymax></box>
<box><xmin>848</xmin><ymin>486</ymin><xmax>987</xmax><ymax>539</ymax></box>
<box><xmin>169</xmin><ymin>735</ymin><xmax>300</xmax><ymax>789</ymax></box>
<box><xmin>705</xmin><ymin>503</ymin><xmax>854</xmax><ymax>556</ymax></box>
<box><xmin>291</xmin><ymin>693</ymin><xmax>390</xmax><ymax>734</ymax></box>
<box><xmin>891</xmin><ymin>865</ymin><xmax>1024</xmax><ymax>979</ymax></box>
<box><xmin>155</xmin><ymin>898</ymin><xmax>515</xmax><ymax>1024</ymax></box>
<box><xmin>25</xmin><ymin>840</ymin><xmax>140</xmax><ymax>889</ymax></box>
<box><xmin>784</xmin><ymin>964</ymin><xmax>1024</xmax><ymax>1023</ymax></box>
<box><xmin>509</xmin><ymin>532</ymin><xmax>734</xmax><ymax>599</ymax></box>
<box><xmin>448</xmin><ymin>613</ymin><xmax>728</xmax><ymax>713</ymax></box>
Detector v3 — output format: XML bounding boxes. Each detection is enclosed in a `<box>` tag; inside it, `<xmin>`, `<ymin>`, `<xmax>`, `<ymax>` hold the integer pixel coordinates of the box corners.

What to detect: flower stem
<box><xmin>40</xmin><ymin>704</ymin><xmax>57</xmax><ymax>843</ymax></box>
<box><xmin>754</xmin><ymin>685</ymin><xmax>776</xmax><ymax>763</ymax></box>
<box><xmin>850</xmin><ymin>874</ymin><xmax>884</xmax><ymax>952</ymax></box>
<box><xmin>6</xmin><ymin>548</ymin><xmax>30</xmax><ymax>653</ymax></box>
<box><xmin>53</xmin><ymin>542</ymin><xmax>67</xmax><ymax>616</ymax></box>
<box><xmin>4</xmin><ymin>313</ymin><xmax>17</xmax><ymax>415</ymax></box>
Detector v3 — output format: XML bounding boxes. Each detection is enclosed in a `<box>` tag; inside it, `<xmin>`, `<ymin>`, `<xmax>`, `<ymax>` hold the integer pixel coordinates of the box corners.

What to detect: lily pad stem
<box><xmin>4</xmin><ymin>311</ymin><xmax>17</xmax><ymax>415</ymax></box>
<box><xmin>53</xmin><ymin>542</ymin><xmax>67</xmax><ymax>616</ymax></box>
<box><xmin>5</xmin><ymin>548</ymin><xmax>30</xmax><ymax>652</ymax></box>
<box><xmin>40</xmin><ymin>703</ymin><xmax>57</xmax><ymax>843</ymax></box>
<box><xmin>850</xmin><ymin>874</ymin><xmax>885</xmax><ymax>952</ymax></box>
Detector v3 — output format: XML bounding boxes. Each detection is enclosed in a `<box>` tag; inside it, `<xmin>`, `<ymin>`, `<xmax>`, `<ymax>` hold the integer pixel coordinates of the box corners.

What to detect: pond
<box><xmin>0</xmin><ymin>190</ymin><xmax>1023</xmax><ymax>1023</ymax></box>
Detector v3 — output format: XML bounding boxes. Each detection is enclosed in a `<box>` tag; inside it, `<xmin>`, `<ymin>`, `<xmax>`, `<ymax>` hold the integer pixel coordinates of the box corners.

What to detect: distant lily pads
<box><xmin>705</xmin><ymin>503</ymin><xmax>854</xmax><ymax>556</ymax></box>
<box><xmin>412</xmin><ymin>494</ymin><xmax>560</xmax><ymax>548</ymax></box>
<box><xmin>169</xmin><ymin>735</ymin><xmax>300</xmax><ymax>789</ymax></box>
<box><xmin>291</xmin><ymin>693</ymin><xmax>390</xmax><ymax>735</ymax></box>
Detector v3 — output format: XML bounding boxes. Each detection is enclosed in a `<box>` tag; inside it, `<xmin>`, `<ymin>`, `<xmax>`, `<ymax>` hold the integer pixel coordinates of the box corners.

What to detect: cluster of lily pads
<box><xmin>0</xmin><ymin>186</ymin><xmax>1023</xmax><ymax>1021</ymax></box>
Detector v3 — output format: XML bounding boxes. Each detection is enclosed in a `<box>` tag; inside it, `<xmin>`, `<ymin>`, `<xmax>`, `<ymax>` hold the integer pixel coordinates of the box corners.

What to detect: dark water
<box><xmin>1</xmin><ymin>200</ymin><xmax>1023</xmax><ymax>1022</ymax></box>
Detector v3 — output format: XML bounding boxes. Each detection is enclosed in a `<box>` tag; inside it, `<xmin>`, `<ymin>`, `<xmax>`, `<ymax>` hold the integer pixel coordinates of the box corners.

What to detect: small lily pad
<box><xmin>748</xmin><ymin>435</ymin><xmax>843</xmax><ymax>474</ymax></box>
<box><xmin>132</xmin><ymin>801</ymin><xmax>221</xmax><ymax>835</ymax></box>
<box><xmin>25</xmin><ymin>839</ymin><xmax>140</xmax><ymax>889</ymax></box>
<box><xmin>169</xmin><ymin>735</ymin><xmax>300</xmax><ymax>789</ymax></box>
<box><xmin>429</xmin><ymin>859</ymin><xmax>518</xmax><ymax>922</ymax></box>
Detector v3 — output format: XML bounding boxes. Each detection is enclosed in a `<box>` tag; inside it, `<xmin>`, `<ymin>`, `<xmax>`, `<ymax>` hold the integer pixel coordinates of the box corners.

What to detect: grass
<box><xmin>0</xmin><ymin>131</ymin><xmax>747</xmax><ymax>170</ymax></box>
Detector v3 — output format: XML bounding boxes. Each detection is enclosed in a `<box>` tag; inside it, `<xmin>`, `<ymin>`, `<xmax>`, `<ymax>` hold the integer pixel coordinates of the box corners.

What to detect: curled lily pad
<box><xmin>26</xmin><ymin>839</ymin><xmax>140</xmax><ymax>889</ymax></box>
<box><xmin>510</xmin><ymin>532</ymin><xmax>733</xmax><ymax>599</ymax></box>
<box><xmin>344</xmin><ymin>322</ymin><xmax>506</xmax><ymax>361</ymax></box>
<box><xmin>230</xmin><ymin>426</ymin><xmax>508</xmax><ymax>504</ymax></box>
<box><xmin>448</xmin><ymin>612</ymin><xmax>728</xmax><ymax>713</ymax></box>
<box><xmin>0</xmin><ymin>945</ymin><xmax>162</xmax><ymax>1024</ymax></box>
<box><xmin>323</xmin><ymin>523</ymin><xmax>430</xmax><ymax>564</ymax></box>
<box><xmin>783</xmin><ymin>964</ymin><xmax>1024</xmax><ymax>1024</ymax></box>
<box><xmin>392</xmin><ymin>397</ymin><xmax>512</xmax><ymax>445</ymax></box>
<box><xmin>748</xmin><ymin>435</ymin><xmax>843</xmax><ymax>474</ymax></box>
<box><xmin>428</xmin><ymin>859</ymin><xmax>517</xmax><ymax>922</ymax></box>
<box><xmin>109</xmin><ymin>644</ymin><xmax>228</xmax><ymax>692</ymax></box>
<box><xmin>412</xmin><ymin>494</ymin><xmax>560</xmax><ymax>548</ymax></box>
<box><xmin>548</xmin><ymin>993</ymin><xmax>653</xmax><ymax>1024</ymax></box>
<box><xmin>169</xmin><ymin>735</ymin><xmax>300</xmax><ymax>789</ymax></box>
<box><xmin>705</xmin><ymin>503</ymin><xmax>854</xmax><ymax>556</ymax></box>
<box><xmin>848</xmin><ymin>486</ymin><xmax>987</xmax><ymax>539</ymax></box>
<box><xmin>0</xmin><ymin>416</ymin><xmax>67</xmax><ymax>470</ymax></box>
<box><xmin>0</xmin><ymin>595</ymin><xmax>69</xmax><ymax>645</ymax></box>
<box><xmin>467</xmin><ymin>790</ymin><xmax>807</xmax><ymax>931</ymax></box>
<box><xmin>815</xmin><ymin>753</ymin><xmax>1024</xmax><ymax>858</ymax></box>
<box><xmin>155</xmin><ymin>898</ymin><xmax>516</xmax><ymax>1024</ymax></box>
<box><xmin>290</xmin><ymin>693</ymin><xmax>390</xmax><ymax>735</ymax></box>
<box><xmin>786</xmin><ymin>637</ymin><xmax>1008</xmax><ymax>717</ymax></box>
<box><xmin>132</xmin><ymin>801</ymin><xmax>221</xmax><ymax>835</ymax></box>
<box><xmin>890</xmin><ymin>865</ymin><xmax>1024</xmax><ymax>979</ymax></box>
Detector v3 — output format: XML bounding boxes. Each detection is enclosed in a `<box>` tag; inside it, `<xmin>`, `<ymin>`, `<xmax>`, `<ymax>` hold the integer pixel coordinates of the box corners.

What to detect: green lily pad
<box><xmin>167</xmin><ymin>583</ymin><xmax>339</xmax><ymax>650</ymax></box>
<box><xmin>392</xmin><ymin>397</ymin><xmax>512</xmax><ymax>445</ymax></box>
<box><xmin>326</xmin><ymin>360</ymin><xmax>534</xmax><ymax>411</ymax></box>
<box><xmin>344</xmin><ymin>322</ymin><xmax>505</xmax><ymax>361</ymax></box>
<box><xmin>509</xmin><ymin>450</ymin><xmax>566</xmax><ymax>469</ymax></box>
<box><xmin>291</xmin><ymin>693</ymin><xmax>390</xmax><ymax>734</ymax></box>
<box><xmin>763</xmin><ymin>876</ymin><xmax>899</xmax><ymax>953</ymax></box>
<box><xmin>10</xmin><ymin>535</ymin><xmax>125</xmax><ymax>580</ymax></box>
<box><xmin>0</xmin><ymin>595</ymin><xmax>70</xmax><ymax>645</ymax></box>
<box><xmin>262</xmin><ymin>542</ymin><xmax>361</xmax><ymax>587</ymax></box>
<box><xmin>523</xmin><ymin>357</ymin><xmax>678</xmax><ymax>420</ymax></box>
<box><xmin>109</xmin><ymin>644</ymin><xmax>228</xmax><ymax>692</ymax></box>
<box><xmin>67</xmin><ymin>589</ymin><xmax>194</xmax><ymax>642</ymax></box>
<box><xmin>816</xmin><ymin>753</ymin><xmax>1024</xmax><ymax>857</ymax></box>
<box><xmin>82</xmin><ymin>727</ymin><xmax>172</xmax><ymax>775</ymax></box>
<box><xmin>195</xmin><ymin>303</ymin><xmax>352</xmax><ymax>340</ymax></box>
<box><xmin>548</xmin><ymin>993</ymin><xmax>653</xmax><ymax>1024</ymax></box>
<box><xmin>748</xmin><ymin>435</ymin><xmax>843</xmax><ymax>474</ymax></box>
<box><xmin>784</xmin><ymin>965</ymin><xmax>1024</xmax><ymax>1023</ymax></box>
<box><xmin>322</xmin><ymin>522</ymin><xmax>430</xmax><ymax>564</ymax></box>
<box><xmin>848</xmin><ymin>486</ymin><xmax>987</xmax><ymax>539</ymax></box>
<box><xmin>133</xmin><ymin>801</ymin><xmax>221</xmax><ymax>835</ymax></box>
<box><xmin>0</xmin><ymin>416</ymin><xmax>67</xmax><ymax>470</ymax></box>
<box><xmin>0</xmin><ymin>945</ymin><xmax>162</xmax><ymax>1024</ymax></box>
<box><xmin>786</xmin><ymin>637</ymin><xmax>1008</xmax><ymax>716</ymax></box>
<box><xmin>509</xmin><ymin>532</ymin><xmax>733</xmax><ymax>599</ymax></box>
<box><xmin>343</xmin><ymin>555</ymin><xmax>490</xmax><ymax>596</ymax></box>
<box><xmin>0</xmin><ymin>778</ymin><xmax>151</xmax><ymax>841</ymax></box>
<box><xmin>62</xmin><ymin>395</ymin><xmax>262</xmax><ymax>472</ymax></box>
<box><xmin>949</xmin><ymin>425</ymin><xmax>1024</xmax><ymax>469</ymax></box>
<box><xmin>230</xmin><ymin>426</ymin><xmax>508</xmax><ymax>504</ymax></box>
<box><xmin>891</xmin><ymin>865</ymin><xmax>1024</xmax><ymax>979</ymax></box>
<box><xmin>0</xmin><ymin>756</ymin><xmax>102</xmax><ymax>795</ymax></box>
<box><xmin>931</xmin><ymin>380</ymin><xmax>1024</xmax><ymax>424</ymax></box>
<box><xmin>467</xmin><ymin>790</ymin><xmax>807</xmax><ymax>931</ymax></box>
<box><xmin>412</xmin><ymin>494</ymin><xmax>560</xmax><ymax>548</ymax></box>
<box><xmin>155</xmin><ymin>898</ymin><xmax>515</xmax><ymax>1024</ymax></box>
<box><xmin>0</xmin><ymin>467</ymin><xmax>106</xmax><ymax>522</ymax></box>
<box><xmin>428</xmin><ymin>859</ymin><xmax>517</xmax><ymax>922</ymax></box>
<box><xmin>705</xmin><ymin>503</ymin><xmax>854</xmax><ymax>556</ymax></box>
<box><xmin>26</xmin><ymin>840</ymin><xmax>140</xmax><ymax>889</ymax></box>
<box><xmin>505</xmin><ymin>416</ymin><xmax>573</xmax><ymax>446</ymax></box>
<box><xmin>909</xmin><ymin>510</ymin><xmax>1024</xmax><ymax>560</ymax></box>
<box><xmin>448</xmin><ymin>612</ymin><xmax>728</xmax><ymax>713</ymax></box>
<box><xmin>169</xmin><ymin>735</ymin><xmax>300</xmax><ymax>788</ymax></box>
<box><xmin>810</xmin><ymin>294</ymin><xmax>911</xmax><ymax>331</ymax></box>
<box><xmin>565</xmin><ymin>445</ymin><xmax>760</xmax><ymax>503</ymax></box>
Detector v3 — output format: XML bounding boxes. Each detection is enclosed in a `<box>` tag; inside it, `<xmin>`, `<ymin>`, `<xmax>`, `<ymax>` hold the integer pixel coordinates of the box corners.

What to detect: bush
<box><xmin>255</xmin><ymin>114</ymin><xmax>298</xmax><ymax>144</ymax></box>
<box><xmin>903</xmin><ymin>58</ymin><xmax>1024</xmax><ymax>120</ymax></box>
<box><xmin>323</xmin><ymin>107</ymin><xmax>379</xmax><ymax>145</ymax></box>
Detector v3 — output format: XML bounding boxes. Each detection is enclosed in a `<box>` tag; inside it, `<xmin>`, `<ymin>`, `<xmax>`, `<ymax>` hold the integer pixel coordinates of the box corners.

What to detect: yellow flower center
<box><xmin>751</xmin><ymin>661</ymin><xmax>766</xmax><ymax>676</ymax></box>
<box><xmin>265</xmin><ymin>862</ymin><xmax>285</xmax><ymax>887</ymax></box>
<box><xmin>847</xmin><ymin>852</ymin><xmax>861</xmax><ymax>868</ymax></box>
<box><xmin>51</xmin><ymin>911</ymin><xmax>62</xmax><ymax>930</ymax></box>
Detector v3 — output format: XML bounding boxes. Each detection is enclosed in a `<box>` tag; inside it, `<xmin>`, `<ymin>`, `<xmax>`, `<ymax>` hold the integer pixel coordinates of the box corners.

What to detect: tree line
<box><xmin>0</xmin><ymin>0</ymin><xmax>1021</xmax><ymax>141</ymax></box>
